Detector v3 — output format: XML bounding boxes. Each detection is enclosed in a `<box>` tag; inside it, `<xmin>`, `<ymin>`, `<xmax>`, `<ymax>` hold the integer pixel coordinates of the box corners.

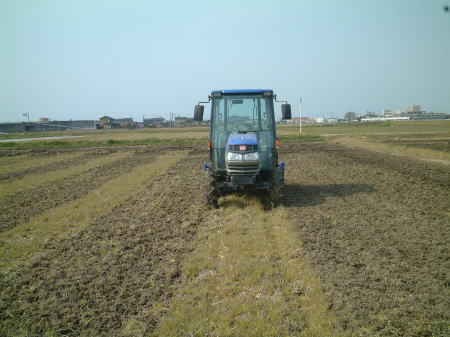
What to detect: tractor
<box><xmin>194</xmin><ymin>89</ymin><xmax>292</xmax><ymax>208</ymax></box>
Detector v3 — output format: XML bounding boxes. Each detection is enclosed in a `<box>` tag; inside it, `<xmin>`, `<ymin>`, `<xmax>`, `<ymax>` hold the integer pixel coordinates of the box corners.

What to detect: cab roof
<box><xmin>211</xmin><ymin>89</ymin><xmax>273</xmax><ymax>95</ymax></box>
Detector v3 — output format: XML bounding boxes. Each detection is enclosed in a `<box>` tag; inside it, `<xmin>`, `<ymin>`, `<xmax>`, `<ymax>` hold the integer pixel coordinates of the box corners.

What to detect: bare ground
<box><xmin>283</xmin><ymin>143</ymin><xmax>449</xmax><ymax>336</ymax></box>
<box><xmin>0</xmin><ymin>149</ymin><xmax>208</xmax><ymax>336</ymax></box>
<box><xmin>0</xmin><ymin>143</ymin><xmax>448</xmax><ymax>336</ymax></box>
<box><xmin>0</xmin><ymin>147</ymin><xmax>169</xmax><ymax>232</ymax></box>
<box><xmin>382</xmin><ymin>138</ymin><xmax>450</xmax><ymax>153</ymax></box>
<box><xmin>0</xmin><ymin>152</ymin><xmax>91</xmax><ymax>182</ymax></box>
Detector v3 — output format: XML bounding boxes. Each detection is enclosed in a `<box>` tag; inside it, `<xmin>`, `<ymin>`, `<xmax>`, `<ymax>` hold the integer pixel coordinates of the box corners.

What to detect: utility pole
<box><xmin>23</xmin><ymin>112</ymin><xmax>30</xmax><ymax>124</ymax></box>
<box><xmin>299</xmin><ymin>97</ymin><xmax>302</xmax><ymax>134</ymax></box>
<box><xmin>169</xmin><ymin>112</ymin><xmax>174</xmax><ymax>128</ymax></box>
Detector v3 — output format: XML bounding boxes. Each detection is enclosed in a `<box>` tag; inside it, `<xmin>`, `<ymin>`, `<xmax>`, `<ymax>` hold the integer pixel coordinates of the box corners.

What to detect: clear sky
<box><xmin>0</xmin><ymin>0</ymin><xmax>449</xmax><ymax>122</ymax></box>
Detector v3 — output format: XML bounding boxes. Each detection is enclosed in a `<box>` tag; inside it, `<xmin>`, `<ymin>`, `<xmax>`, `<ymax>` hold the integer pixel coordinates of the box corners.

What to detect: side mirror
<box><xmin>281</xmin><ymin>104</ymin><xmax>292</xmax><ymax>120</ymax></box>
<box><xmin>194</xmin><ymin>104</ymin><xmax>204</xmax><ymax>121</ymax></box>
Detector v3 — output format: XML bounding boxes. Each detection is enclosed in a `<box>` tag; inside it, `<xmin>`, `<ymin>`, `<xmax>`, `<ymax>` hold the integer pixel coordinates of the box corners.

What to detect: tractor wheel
<box><xmin>205</xmin><ymin>176</ymin><xmax>219</xmax><ymax>209</ymax></box>
<box><xmin>269</xmin><ymin>188</ymin><xmax>280</xmax><ymax>208</ymax></box>
<box><xmin>269</xmin><ymin>169</ymin><xmax>284</xmax><ymax>208</ymax></box>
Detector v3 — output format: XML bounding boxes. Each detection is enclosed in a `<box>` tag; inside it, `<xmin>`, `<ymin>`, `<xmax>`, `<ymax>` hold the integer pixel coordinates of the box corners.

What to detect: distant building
<box><xmin>382</xmin><ymin>109</ymin><xmax>391</xmax><ymax>116</ymax></box>
<box><xmin>38</xmin><ymin>117</ymin><xmax>50</xmax><ymax>123</ymax></box>
<box><xmin>27</xmin><ymin>120</ymin><xmax>96</xmax><ymax>131</ymax></box>
<box><xmin>0</xmin><ymin>120</ymin><xmax>97</xmax><ymax>132</ymax></box>
<box><xmin>361</xmin><ymin>116</ymin><xmax>410</xmax><ymax>122</ymax></box>
<box><xmin>99</xmin><ymin>116</ymin><xmax>116</xmax><ymax>128</ymax></box>
<box><xmin>281</xmin><ymin>117</ymin><xmax>311</xmax><ymax>124</ymax></box>
<box><xmin>114</xmin><ymin>118</ymin><xmax>134</xmax><ymax>128</ymax></box>
<box><xmin>408</xmin><ymin>112</ymin><xmax>450</xmax><ymax>120</ymax></box>
<box><xmin>143</xmin><ymin>117</ymin><xmax>165</xmax><ymax>128</ymax></box>
<box><xmin>407</xmin><ymin>105</ymin><xmax>421</xmax><ymax>113</ymax></box>
<box><xmin>174</xmin><ymin>117</ymin><xmax>188</xmax><ymax>127</ymax></box>
<box><xmin>315</xmin><ymin>117</ymin><xmax>326</xmax><ymax>123</ymax></box>
<box><xmin>174</xmin><ymin>117</ymin><xmax>197</xmax><ymax>127</ymax></box>
<box><xmin>0</xmin><ymin>123</ymin><xmax>26</xmax><ymax>133</ymax></box>
<box><xmin>99</xmin><ymin>116</ymin><xmax>134</xmax><ymax>128</ymax></box>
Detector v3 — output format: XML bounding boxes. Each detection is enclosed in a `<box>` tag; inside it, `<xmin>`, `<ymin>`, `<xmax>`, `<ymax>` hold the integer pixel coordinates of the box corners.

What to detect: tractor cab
<box><xmin>194</xmin><ymin>89</ymin><xmax>291</xmax><ymax>207</ymax></box>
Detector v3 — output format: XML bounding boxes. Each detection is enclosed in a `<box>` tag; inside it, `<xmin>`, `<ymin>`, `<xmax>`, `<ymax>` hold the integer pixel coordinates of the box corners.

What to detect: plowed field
<box><xmin>0</xmin><ymin>142</ymin><xmax>448</xmax><ymax>336</ymax></box>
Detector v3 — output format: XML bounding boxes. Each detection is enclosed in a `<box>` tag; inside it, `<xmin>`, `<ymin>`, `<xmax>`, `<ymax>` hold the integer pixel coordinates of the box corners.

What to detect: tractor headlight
<box><xmin>226</xmin><ymin>152</ymin><xmax>242</xmax><ymax>161</ymax></box>
<box><xmin>244</xmin><ymin>152</ymin><xmax>259</xmax><ymax>161</ymax></box>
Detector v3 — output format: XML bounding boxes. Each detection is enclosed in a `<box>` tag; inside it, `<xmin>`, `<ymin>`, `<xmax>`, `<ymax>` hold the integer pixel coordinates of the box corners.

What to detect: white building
<box><xmin>315</xmin><ymin>117</ymin><xmax>326</xmax><ymax>123</ymax></box>
<box><xmin>361</xmin><ymin>116</ymin><xmax>410</xmax><ymax>122</ymax></box>
<box><xmin>407</xmin><ymin>105</ymin><xmax>421</xmax><ymax>113</ymax></box>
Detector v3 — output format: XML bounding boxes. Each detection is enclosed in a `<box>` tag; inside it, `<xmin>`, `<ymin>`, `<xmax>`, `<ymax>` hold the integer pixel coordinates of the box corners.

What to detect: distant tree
<box><xmin>345</xmin><ymin>111</ymin><xmax>357</xmax><ymax>121</ymax></box>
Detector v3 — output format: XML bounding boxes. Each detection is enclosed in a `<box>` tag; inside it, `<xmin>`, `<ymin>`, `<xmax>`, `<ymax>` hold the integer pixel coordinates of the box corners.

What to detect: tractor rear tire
<box><xmin>269</xmin><ymin>186</ymin><xmax>281</xmax><ymax>208</ymax></box>
<box><xmin>205</xmin><ymin>176</ymin><xmax>219</xmax><ymax>209</ymax></box>
<box><xmin>269</xmin><ymin>169</ymin><xmax>284</xmax><ymax>208</ymax></box>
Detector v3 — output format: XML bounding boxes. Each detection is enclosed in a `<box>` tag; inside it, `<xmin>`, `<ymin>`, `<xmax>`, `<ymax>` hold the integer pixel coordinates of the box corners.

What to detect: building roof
<box><xmin>114</xmin><ymin>118</ymin><xmax>133</xmax><ymax>123</ymax></box>
<box><xmin>144</xmin><ymin>117</ymin><xmax>165</xmax><ymax>122</ymax></box>
<box><xmin>99</xmin><ymin>116</ymin><xmax>133</xmax><ymax>122</ymax></box>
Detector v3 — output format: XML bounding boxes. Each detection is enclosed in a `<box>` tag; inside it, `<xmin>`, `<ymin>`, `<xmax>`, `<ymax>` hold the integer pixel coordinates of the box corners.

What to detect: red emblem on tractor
<box><xmin>239</xmin><ymin>145</ymin><xmax>247</xmax><ymax>151</ymax></box>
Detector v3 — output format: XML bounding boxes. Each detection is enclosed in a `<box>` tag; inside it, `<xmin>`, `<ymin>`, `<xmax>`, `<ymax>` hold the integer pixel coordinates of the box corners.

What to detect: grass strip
<box><xmin>151</xmin><ymin>195</ymin><xmax>335</xmax><ymax>337</ymax></box>
<box><xmin>0</xmin><ymin>136</ymin><xmax>207</xmax><ymax>150</ymax></box>
<box><xmin>0</xmin><ymin>152</ymin><xmax>85</xmax><ymax>175</ymax></box>
<box><xmin>0</xmin><ymin>150</ymin><xmax>188</xmax><ymax>269</ymax></box>
<box><xmin>0</xmin><ymin>151</ymin><xmax>131</xmax><ymax>199</ymax></box>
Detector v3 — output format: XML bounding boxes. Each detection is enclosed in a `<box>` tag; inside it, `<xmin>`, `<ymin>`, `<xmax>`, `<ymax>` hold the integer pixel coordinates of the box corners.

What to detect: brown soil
<box><xmin>0</xmin><ymin>147</ymin><xmax>169</xmax><ymax>232</ymax></box>
<box><xmin>0</xmin><ymin>144</ymin><xmax>195</xmax><ymax>159</ymax></box>
<box><xmin>0</xmin><ymin>149</ymin><xmax>114</xmax><ymax>182</ymax></box>
<box><xmin>0</xmin><ymin>147</ymin><xmax>92</xmax><ymax>158</ymax></box>
<box><xmin>0</xmin><ymin>149</ymin><xmax>208</xmax><ymax>336</ymax></box>
<box><xmin>0</xmin><ymin>143</ymin><xmax>448</xmax><ymax>336</ymax></box>
<box><xmin>282</xmin><ymin>143</ymin><xmax>449</xmax><ymax>336</ymax></box>
<box><xmin>383</xmin><ymin>139</ymin><xmax>450</xmax><ymax>153</ymax></box>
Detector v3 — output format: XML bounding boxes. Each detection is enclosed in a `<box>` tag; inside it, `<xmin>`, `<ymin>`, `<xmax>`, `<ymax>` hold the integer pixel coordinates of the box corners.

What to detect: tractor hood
<box><xmin>226</xmin><ymin>133</ymin><xmax>258</xmax><ymax>147</ymax></box>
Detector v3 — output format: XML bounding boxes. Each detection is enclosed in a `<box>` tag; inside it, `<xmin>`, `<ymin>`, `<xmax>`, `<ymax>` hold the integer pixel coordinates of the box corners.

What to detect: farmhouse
<box><xmin>99</xmin><ymin>116</ymin><xmax>134</xmax><ymax>129</ymax></box>
<box><xmin>143</xmin><ymin>117</ymin><xmax>166</xmax><ymax>128</ymax></box>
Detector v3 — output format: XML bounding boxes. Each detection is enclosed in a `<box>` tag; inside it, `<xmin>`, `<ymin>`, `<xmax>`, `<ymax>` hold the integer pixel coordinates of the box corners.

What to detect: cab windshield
<box><xmin>212</xmin><ymin>95</ymin><xmax>274</xmax><ymax>133</ymax></box>
<box><xmin>211</xmin><ymin>94</ymin><xmax>275</xmax><ymax>150</ymax></box>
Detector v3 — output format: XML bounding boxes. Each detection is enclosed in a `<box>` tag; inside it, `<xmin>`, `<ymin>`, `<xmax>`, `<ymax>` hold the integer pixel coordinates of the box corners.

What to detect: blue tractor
<box><xmin>194</xmin><ymin>89</ymin><xmax>292</xmax><ymax>208</ymax></box>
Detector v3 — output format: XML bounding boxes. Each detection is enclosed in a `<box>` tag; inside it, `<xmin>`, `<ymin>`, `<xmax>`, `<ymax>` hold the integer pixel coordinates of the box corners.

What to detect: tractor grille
<box><xmin>226</xmin><ymin>162</ymin><xmax>259</xmax><ymax>176</ymax></box>
<box><xmin>229</xmin><ymin>144</ymin><xmax>258</xmax><ymax>153</ymax></box>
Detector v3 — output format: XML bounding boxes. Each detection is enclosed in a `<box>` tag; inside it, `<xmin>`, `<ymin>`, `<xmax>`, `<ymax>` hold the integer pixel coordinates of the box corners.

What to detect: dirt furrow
<box><xmin>0</xmin><ymin>148</ymin><xmax>166</xmax><ymax>232</ymax></box>
<box><xmin>0</xmin><ymin>150</ymin><xmax>209</xmax><ymax>337</ymax></box>
<box><xmin>282</xmin><ymin>143</ymin><xmax>449</xmax><ymax>336</ymax></box>
<box><xmin>0</xmin><ymin>149</ymin><xmax>115</xmax><ymax>181</ymax></box>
